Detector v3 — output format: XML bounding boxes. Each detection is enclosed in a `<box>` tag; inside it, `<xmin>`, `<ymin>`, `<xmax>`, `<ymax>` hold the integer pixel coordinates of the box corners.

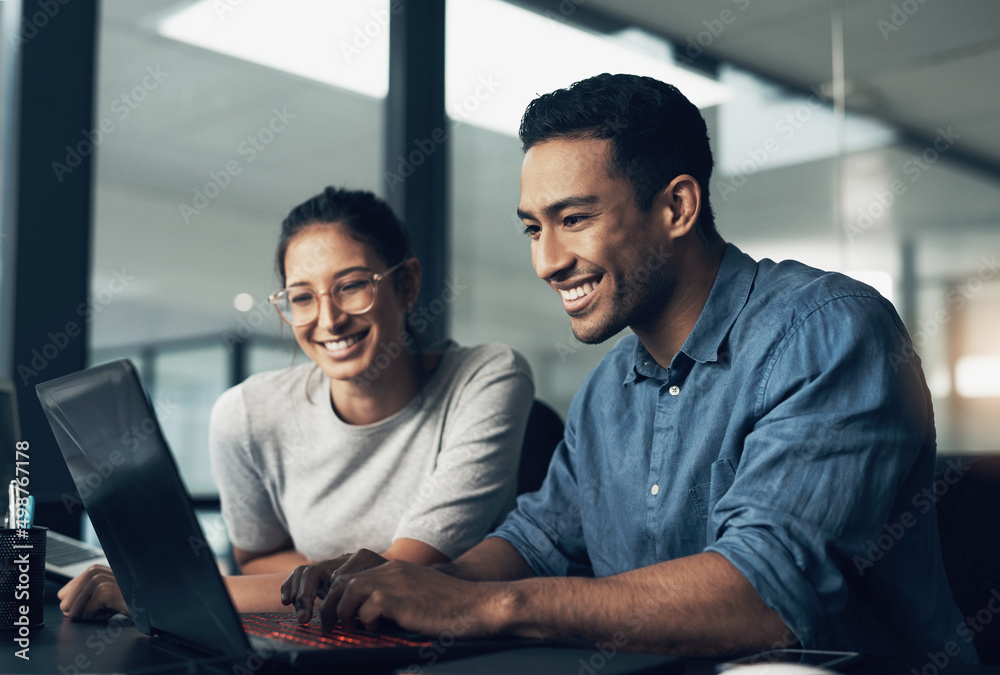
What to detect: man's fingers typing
<box><xmin>326</xmin><ymin>574</ymin><xmax>365</xmax><ymax>633</ymax></box>
<box><xmin>282</xmin><ymin>554</ymin><xmax>354</xmax><ymax>622</ymax></box>
<box><xmin>280</xmin><ymin>566</ymin><xmax>303</xmax><ymax>606</ymax></box>
<box><xmin>356</xmin><ymin>590</ymin><xmax>391</xmax><ymax>633</ymax></box>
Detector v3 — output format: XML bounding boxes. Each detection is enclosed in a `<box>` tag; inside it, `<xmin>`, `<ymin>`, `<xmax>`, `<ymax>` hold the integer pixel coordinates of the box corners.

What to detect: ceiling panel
<box><xmin>864</xmin><ymin>51</ymin><xmax>1000</xmax><ymax>131</ymax></box>
<box><xmin>588</xmin><ymin>0</ymin><xmax>1000</xmax><ymax>173</ymax></box>
<box><xmin>88</xmin><ymin>0</ymin><xmax>1000</xmax><ymax>353</ymax></box>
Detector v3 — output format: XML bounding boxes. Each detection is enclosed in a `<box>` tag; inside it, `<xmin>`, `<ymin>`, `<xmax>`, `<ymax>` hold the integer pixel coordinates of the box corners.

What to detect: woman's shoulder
<box><xmin>437</xmin><ymin>342</ymin><xmax>532</xmax><ymax>379</ymax></box>
<box><xmin>420</xmin><ymin>343</ymin><xmax>534</xmax><ymax>406</ymax></box>
<box><xmin>420</xmin><ymin>342</ymin><xmax>535</xmax><ymax>427</ymax></box>
<box><xmin>214</xmin><ymin>361</ymin><xmax>318</xmax><ymax>415</ymax></box>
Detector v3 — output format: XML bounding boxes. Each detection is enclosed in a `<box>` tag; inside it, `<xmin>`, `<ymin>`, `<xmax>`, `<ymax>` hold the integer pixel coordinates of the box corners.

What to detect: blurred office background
<box><xmin>2</xmin><ymin>0</ymin><xmax>998</xmax><ymax>525</ymax></box>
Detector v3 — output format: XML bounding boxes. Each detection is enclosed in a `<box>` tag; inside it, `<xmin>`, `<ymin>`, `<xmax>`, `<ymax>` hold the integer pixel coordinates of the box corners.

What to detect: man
<box><xmin>283</xmin><ymin>74</ymin><xmax>976</xmax><ymax>661</ymax></box>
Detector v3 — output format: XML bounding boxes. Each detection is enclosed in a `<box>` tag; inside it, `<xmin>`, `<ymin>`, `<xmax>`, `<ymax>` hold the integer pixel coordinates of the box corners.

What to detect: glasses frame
<box><xmin>268</xmin><ymin>259</ymin><xmax>409</xmax><ymax>326</ymax></box>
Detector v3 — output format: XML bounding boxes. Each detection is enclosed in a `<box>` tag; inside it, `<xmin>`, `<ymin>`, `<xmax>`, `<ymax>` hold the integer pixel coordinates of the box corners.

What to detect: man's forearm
<box><xmin>435</xmin><ymin>537</ymin><xmax>536</xmax><ymax>581</ymax></box>
<box><xmin>311</xmin><ymin>543</ymin><xmax>789</xmax><ymax>656</ymax></box>
<box><xmin>493</xmin><ymin>551</ymin><xmax>791</xmax><ymax>657</ymax></box>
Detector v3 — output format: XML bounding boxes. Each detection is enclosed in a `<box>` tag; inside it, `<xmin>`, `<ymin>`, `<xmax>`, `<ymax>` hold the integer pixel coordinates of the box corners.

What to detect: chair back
<box><xmin>935</xmin><ymin>456</ymin><xmax>1000</xmax><ymax>665</ymax></box>
<box><xmin>518</xmin><ymin>399</ymin><xmax>563</xmax><ymax>495</ymax></box>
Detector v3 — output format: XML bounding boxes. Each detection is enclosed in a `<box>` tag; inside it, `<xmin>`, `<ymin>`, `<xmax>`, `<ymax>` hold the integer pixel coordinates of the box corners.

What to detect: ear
<box><xmin>400</xmin><ymin>258</ymin><xmax>422</xmax><ymax>308</ymax></box>
<box><xmin>654</xmin><ymin>174</ymin><xmax>702</xmax><ymax>241</ymax></box>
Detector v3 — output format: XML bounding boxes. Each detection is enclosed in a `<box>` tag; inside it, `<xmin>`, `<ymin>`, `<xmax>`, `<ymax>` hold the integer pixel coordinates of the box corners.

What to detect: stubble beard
<box><xmin>570</xmin><ymin>272</ymin><xmax>675</xmax><ymax>345</ymax></box>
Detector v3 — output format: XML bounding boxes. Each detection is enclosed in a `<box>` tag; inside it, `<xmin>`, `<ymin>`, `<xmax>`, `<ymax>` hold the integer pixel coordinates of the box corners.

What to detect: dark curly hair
<box><xmin>519</xmin><ymin>73</ymin><xmax>717</xmax><ymax>239</ymax></box>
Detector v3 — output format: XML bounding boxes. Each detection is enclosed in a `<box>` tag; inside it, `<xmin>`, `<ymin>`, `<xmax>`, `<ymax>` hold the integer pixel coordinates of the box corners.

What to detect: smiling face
<box><xmin>282</xmin><ymin>223</ymin><xmax>414</xmax><ymax>384</ymax></box>
<box><xmin>518</xmin><ymin>137</ymin><xmax>677</xmax><ymax>344</ymax></box>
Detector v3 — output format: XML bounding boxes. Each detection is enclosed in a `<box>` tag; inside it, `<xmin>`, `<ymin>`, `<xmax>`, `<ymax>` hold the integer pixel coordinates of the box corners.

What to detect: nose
<box><xmin>531</xmin><ymin>228</ymin><xmax>575</xmax><ymax>281</ymax></box>
<box><xmin>316</xmin><ymin>292</ymin><xmax>350</xmax><ymax>331</ymax></box>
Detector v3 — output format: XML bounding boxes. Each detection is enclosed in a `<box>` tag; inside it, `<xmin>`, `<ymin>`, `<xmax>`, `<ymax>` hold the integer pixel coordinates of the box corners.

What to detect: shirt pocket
<box><xmin>689</xmin><ymin>458</ymin><xmax>737</xmax><ymax>519</ymax></box>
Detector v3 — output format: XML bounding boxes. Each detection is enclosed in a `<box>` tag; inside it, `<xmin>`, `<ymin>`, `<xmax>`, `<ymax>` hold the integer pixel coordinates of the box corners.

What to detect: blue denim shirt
<box><xmin>493</xmin><ymin>244</ymin><xmax>976</xmax><ymax>662</ymax></box>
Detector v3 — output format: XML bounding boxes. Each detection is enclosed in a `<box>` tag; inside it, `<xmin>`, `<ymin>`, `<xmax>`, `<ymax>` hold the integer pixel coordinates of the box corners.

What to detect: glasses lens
<box><xmin>334</xmin><ymin>277</ymin><xmax>376</xmax><ymax>314</ymax></box>
<box><xmin>285</xmin><ymin>288</ymin><xmax>318</xmax><ymax>325</ymax></box>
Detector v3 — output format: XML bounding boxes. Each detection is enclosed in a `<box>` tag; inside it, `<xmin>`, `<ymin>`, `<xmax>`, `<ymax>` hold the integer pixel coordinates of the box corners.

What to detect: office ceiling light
<box><xmin>233</xmin><ymin>293</ymin><xmax>254</xmax><ymax>312</ymax></box>
<box><xmin>157</xmin><ymin>0</ymin><xmax>391</xmax><ymax>99</ymax></box>
<box><xmin>955</xmin><ymin>355</ymin><xmax>1000</xmax><ymax>398</ymax></box>
<box><xmin>444</xmin><ymin>0</ymin><xmax>729</xmax><ymax>136</ymax></box>
<box><xmin>157</xmin><ymin>0</ymin><xmax>729</xmax><ymax>136</ymax></box>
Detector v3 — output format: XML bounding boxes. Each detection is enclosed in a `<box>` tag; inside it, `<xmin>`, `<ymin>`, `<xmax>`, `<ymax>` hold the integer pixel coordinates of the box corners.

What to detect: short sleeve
<box><xmin>705</xmin><ymin>295</ymin><xmax>931</xmax><ymax>647</ymax></box>
<box><xmin>490</xmin><ymin>392</ymin><xmax>592</xmax><ymax>577</ymax></box>
<box><xmin>209</xmin><ymin>385</ymin><xmax>293</xmax><ymax>555</ymax></box>
<box><xmin>392</xmin><ymin>346</ymin><xmax>534</xmax><ymax>559</ymax></box>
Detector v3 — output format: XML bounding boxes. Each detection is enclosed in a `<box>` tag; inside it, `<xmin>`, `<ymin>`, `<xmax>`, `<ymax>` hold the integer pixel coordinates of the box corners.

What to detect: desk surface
<box><xmin>3</xmin><ymin>581</ymin><xmax>997</xmax><ymax>674</ymax></box>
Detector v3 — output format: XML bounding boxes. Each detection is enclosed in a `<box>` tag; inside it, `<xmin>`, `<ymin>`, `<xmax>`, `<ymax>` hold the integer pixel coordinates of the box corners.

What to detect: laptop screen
<box><xmin>35</xmin><ymin>360</ymin><xmax>250</xmax><ymax>660</ymax></box>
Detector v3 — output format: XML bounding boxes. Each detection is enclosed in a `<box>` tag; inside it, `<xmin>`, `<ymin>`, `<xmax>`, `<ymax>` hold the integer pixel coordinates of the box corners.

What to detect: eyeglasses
<box><xmin>268</xmin><ymin>260</ymin><xmax>407</xmax><ymax>326</ymax></box>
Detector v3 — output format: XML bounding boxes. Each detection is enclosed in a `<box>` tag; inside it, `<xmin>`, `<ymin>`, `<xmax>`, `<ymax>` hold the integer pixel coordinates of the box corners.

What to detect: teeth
<box><xmin>560</xmin><ymin>280</ymin><xmax>598</xmax><ymax>301</ymax></box>
<box><xmin>325</xmin><ymin>334</ymin><xmax>361</xmax><ymax>351</ymax></box>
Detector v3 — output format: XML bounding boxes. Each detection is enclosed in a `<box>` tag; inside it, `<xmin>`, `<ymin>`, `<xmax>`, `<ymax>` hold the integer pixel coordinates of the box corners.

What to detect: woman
<box><xmin>58</xmin><ymin>187</ymin><xmax>533</xmax><ymax>619</ymax></box>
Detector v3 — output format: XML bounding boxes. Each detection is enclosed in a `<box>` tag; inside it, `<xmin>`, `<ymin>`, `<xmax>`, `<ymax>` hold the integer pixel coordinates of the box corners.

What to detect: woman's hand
<box><xmin>280</xmin><ymin>549</ymin><xmax>388</xmax><ymax>623</ymax></box>
<box><xmin>57</xmin><ymin>564</ymin><xmax>130</xmax><ymax>622</ymax></box>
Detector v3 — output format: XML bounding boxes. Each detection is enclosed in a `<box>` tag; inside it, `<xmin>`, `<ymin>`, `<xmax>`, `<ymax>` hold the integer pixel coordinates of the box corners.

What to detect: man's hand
<box><xmin>281</xmin><ymin>549</ymin><xmax>388</xmax><ymax>623</ymax></box>
<box><xmin>57</xmin><ymin>564</ymin><xmax>129</xmax><ymax>622</ymax></box>
<box><xmin>299</xmin><ymin>547</ymin><xmax>790</xmax><ymax>655</ymax></box>
<box><xmin>317</xmin><ymin>559</ymin><xmax>509</xmax><ymax>636</ymax></box>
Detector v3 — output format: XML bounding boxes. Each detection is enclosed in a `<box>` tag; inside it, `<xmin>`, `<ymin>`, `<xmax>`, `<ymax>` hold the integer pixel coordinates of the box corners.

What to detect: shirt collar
<box><xmin>626</xmin><ymin>243</ymin><xmax>757</xmax><ymax>383</ymax></box>
<box><xmin>626</xmin><ymin>339</ymin><xmax>667</xmax><ymax>383</ymax></box>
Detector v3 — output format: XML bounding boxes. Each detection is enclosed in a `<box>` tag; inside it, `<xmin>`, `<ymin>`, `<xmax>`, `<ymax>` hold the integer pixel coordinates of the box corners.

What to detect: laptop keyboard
<box><xmin>242</xmin><ymin>613</ymin><xmax>432</xmax><ymax>650</ymax></box>
<box><xmin>46</xmin><ymin>534</ymin><xmax>105</xmax><ymax>566</ymax></box>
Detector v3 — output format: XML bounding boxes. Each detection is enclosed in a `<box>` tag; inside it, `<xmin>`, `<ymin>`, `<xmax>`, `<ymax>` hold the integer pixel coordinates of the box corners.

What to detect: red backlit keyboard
<box><xmin>241</xmin><ymin>613</ymin><xmax>432</xmax><ymax>650</ymax></box>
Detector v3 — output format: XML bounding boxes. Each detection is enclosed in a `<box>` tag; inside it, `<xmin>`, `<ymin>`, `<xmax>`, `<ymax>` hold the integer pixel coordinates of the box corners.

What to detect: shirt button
<box><xmin>651</xmin><ymin>484</ymin><xmax>659</xmax><ymax>496</ymax></box>
<box><xmin>668</xmin><ymin>385</ymin><xmax>680</xmax><ymax>396</ymax></box>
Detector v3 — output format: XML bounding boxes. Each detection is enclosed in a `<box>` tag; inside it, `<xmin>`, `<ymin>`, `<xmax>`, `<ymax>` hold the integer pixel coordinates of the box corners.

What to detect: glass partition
<box><xmin>446</xmin><ymin>1</ymin><xmax>727</xmax><ymax>417</ymax></box>
<box><xmin>89</xmin><ymin>1</ymin><xmax>999</xmax><ymax>500</ymax></box>
<box><xmin>90</xmin><ymin>0</ymin><xmax>388</xmax><ymax>494</ymax></box>
<box><xmin>152</xmin><ymin>346</ymin><xmax>228</xmax><ymax>497</ymax></box>
<box><xmin>447</xmin><ymin>2</ymin><xmax>1000</xmax><ymax>453</ymax></box>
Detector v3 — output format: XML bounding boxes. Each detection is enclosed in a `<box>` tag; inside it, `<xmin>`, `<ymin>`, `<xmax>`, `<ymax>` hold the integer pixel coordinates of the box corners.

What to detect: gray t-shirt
<box><xmin>209</xmin><ymin>343</ymin><xmax>533</xmax><ymax>561</ymax></box>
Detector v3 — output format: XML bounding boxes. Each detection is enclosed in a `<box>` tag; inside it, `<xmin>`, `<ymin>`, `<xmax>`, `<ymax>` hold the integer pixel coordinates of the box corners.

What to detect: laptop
<box><xmin>35</xmin><ymin>359</ymin><xmax>538</xmax><ymax>669</ymax></box>
<box><xmin>45</xmin><ymin>529</ymin><xmax>110</xmax><ymax>580</ymax></box>
<box><xmin>0</xmin><ymin>377</ymin><xmax>110</xmax><ymax>579</ymax></box>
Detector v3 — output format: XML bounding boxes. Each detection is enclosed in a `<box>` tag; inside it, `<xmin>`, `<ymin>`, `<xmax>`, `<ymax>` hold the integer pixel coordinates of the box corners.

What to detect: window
<box><xmin>90</xmin><ymin>0</ymin><xmax>388</xmax><ymax>493</ymax></box>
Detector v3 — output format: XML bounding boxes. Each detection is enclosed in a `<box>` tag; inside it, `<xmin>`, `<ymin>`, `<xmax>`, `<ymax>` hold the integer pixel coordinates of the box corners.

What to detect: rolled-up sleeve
<box><xmin>705</xmin><ymin>295</ymin><xmax>930</xmax><ymax>646</ymax></box>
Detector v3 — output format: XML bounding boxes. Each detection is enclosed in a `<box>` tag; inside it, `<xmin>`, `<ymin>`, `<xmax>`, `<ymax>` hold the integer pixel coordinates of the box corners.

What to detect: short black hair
<box><xmin>519</xmin><ymin>73</ymin><xmax>717</xmax><ymax>238</ymax></box>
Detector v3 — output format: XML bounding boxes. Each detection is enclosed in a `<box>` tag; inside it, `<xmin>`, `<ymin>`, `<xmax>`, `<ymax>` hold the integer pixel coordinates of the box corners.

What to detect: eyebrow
<box><xmin>286</xmin><ymin>266</ymin><xmax>372</xmax><ymax>287</ymax></box>
<box><xmin>516</xmin><ymin>194</ymin><xmax>601</xmax><ymax>221</ymax></box>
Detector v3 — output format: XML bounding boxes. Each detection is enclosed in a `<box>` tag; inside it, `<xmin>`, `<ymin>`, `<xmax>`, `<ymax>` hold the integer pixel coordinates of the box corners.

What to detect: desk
<box><xmin>3</xmin><ymin>581</ymin><xmax>998</xmax><ymax>674</ymax></box>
